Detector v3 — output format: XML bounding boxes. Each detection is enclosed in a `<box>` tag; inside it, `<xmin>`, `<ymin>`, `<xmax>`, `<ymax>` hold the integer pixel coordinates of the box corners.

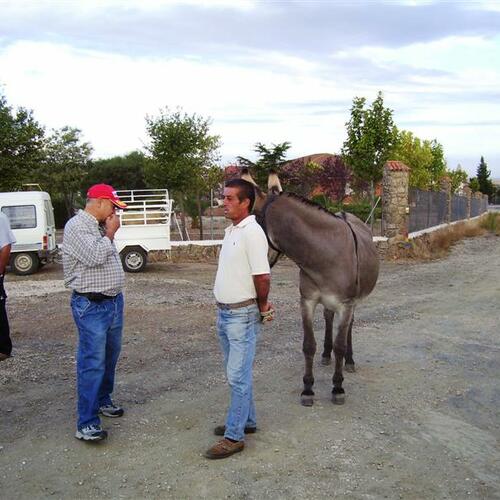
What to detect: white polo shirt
<box><xmin>214</xmin><ymin>215</ymin><xmax>270</xmax><ymax>304</ymax></box>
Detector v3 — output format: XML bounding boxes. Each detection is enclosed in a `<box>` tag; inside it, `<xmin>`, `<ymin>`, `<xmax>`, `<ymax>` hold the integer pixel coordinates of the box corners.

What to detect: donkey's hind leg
<box><xmin>332</xmin><ymin>305</ymin><xmax>354</xmax><ymax>405</ymax></box>
<box><xmin>344</xmin><ymin>316</ymin><xmax>356</xmax><ymax>373</ymax></box>
<box><xmin>321</xmin><ymin>308</ymin><xmax>334</xmax><ymax>366</ymax></box>
<box><xmin>300</xmin><ymin>296</ymin><xmax>317</xmax><ymax>407</ymax></box>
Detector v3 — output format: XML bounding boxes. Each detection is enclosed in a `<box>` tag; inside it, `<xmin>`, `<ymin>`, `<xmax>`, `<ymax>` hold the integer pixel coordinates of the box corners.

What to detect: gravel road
<box><xmin>0</xmin><ymin>234</ymin><xmax>499</xmax><ymax>499</ymax></box>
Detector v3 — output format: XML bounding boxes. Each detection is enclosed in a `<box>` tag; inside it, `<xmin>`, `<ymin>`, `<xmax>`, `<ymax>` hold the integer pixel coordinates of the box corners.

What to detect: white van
<box><xmin>0</xmin><ymin>191</ymin><xmax>57</xmax><ymax>275</ymax></box>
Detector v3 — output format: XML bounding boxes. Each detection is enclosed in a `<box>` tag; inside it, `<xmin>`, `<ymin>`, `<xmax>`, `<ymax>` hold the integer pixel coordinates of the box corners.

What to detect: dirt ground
<box><xmin>0</xmin><ymin>234</ymin><xmax>499</xmax><ymax>499</ymax></box>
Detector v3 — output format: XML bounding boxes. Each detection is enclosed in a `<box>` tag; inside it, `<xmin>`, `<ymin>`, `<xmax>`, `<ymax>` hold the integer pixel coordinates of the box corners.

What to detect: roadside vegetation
<box><xmin>480</xmin><ymin>212</ymin><xmax>500</xmax><ymax>235</ymax></box>
<box><xmin>389</xmin><ymin>217</ymin><xmax>489</xmax><ymax>261</ymax></box>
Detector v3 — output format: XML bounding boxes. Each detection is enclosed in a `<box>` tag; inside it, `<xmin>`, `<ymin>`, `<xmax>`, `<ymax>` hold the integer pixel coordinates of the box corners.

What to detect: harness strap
<box><xmin>255</xmin><ymin>194</ymin><xmax>282</xmax><ymax>254</ymax></box>
<box><xmin>339</xmin><ymin>212</ymin><xmax>360</xmax><ymax>295</ymax></box>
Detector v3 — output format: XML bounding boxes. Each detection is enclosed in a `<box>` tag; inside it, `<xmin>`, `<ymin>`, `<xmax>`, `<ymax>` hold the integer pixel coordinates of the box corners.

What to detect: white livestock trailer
<box><xmin>114</xmin><ymin>189</ymin><xmax>174</xmax><ymax>272</ymax></box>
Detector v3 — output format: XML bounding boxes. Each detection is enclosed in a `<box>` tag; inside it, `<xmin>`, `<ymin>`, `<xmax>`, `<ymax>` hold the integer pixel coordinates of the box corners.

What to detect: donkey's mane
<box><xmin>281</xmin><ymin>191</ymin><xmax>342</xmax><ymax>219</ymax></box>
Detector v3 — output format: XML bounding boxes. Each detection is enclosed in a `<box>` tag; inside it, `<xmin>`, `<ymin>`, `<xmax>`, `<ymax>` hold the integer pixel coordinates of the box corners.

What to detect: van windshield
<box><xmin>1</xmin><ymin>205</ymin><xmax>37</xmax><ymax>229</ymax></box>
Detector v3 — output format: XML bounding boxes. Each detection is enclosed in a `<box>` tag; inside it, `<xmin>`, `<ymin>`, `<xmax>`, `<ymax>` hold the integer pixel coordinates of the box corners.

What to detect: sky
<box><xmin>1</xmin><ymin>0</ymin><xmax>499</xmax><ymax>179</ymax></box>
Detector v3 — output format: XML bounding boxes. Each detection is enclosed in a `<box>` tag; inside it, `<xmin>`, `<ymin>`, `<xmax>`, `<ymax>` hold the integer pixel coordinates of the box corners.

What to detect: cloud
<box><xmin>2</xmin><ymin>1</ymin><xmax>500</xmax><ymax>62</ymax></box>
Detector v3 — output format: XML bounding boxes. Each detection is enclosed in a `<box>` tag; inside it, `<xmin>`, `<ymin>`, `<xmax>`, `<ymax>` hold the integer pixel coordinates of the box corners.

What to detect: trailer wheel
<box><xmin>12</xmin><ymin>252</ymin><xmax>40</xmax><ymax>276</ymax></box>
<box><xmin>120</xmin><ymin>246</ymin><xmax>147</xmax><ymax>273</ymax></box>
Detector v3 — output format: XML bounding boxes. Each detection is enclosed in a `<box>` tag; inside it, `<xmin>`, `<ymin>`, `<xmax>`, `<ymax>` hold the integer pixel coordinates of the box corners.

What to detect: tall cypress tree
<box><xmin>476</xmin><ymin>156</ymin><xmax>494</xmax><ymax>199</ymax></box>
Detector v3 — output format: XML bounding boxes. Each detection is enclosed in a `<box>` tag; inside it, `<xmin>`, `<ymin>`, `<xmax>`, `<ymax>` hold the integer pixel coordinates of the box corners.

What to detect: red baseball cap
<box><xmin>87</xmin><ymin>184</ymin><xmax>127</xmax><ymax>208</ymax></box>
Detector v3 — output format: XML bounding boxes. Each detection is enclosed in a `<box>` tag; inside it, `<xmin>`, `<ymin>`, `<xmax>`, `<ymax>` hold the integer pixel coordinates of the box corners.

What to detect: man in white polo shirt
<box><xmin>205</xmin><ymin>178</ymin><xmax>274</xmax><ymax>459</ymax></box>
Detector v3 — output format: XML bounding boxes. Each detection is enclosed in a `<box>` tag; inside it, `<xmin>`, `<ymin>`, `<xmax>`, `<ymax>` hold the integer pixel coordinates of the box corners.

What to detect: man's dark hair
<box><xmin>225</xmin><ymin>178</ymin><xmax>255</xmax><ymax>210</ymax></box>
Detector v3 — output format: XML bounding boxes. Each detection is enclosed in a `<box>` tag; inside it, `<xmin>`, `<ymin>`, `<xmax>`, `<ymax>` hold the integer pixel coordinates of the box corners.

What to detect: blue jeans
<box><xmin>217</xmin><ymin>303</ymin><xmax>261</xmax><ymax>441</ymax></box>
<box><xmin>71</xmin><ymin>293</ymin><xmax>124</xmax><ymax>430</ymax></box>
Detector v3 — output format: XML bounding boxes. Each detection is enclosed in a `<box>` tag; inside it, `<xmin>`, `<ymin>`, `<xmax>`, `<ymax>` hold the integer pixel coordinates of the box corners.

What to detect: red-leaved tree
<box><xmin>317</xmin><ymin>156</ymin><xmax>352</xmax><ymax>202</ymax></box>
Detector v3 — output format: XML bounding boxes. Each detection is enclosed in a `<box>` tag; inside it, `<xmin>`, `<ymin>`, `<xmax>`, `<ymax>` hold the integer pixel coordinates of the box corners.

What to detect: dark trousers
<box><xmin>0</xmin><ymin>276</ymin><xmax>12</xmax><ymax>356</ymax></box>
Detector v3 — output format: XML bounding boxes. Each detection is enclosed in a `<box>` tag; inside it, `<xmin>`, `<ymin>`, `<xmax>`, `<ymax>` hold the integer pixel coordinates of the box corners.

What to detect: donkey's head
<box><xmin>267</xmin><ymin>170</ymin><xmax>283</xmax><ymax>195</ymax></box>
<box><xmin>240</xmin><ymin>168</ymin><xmax>282</xmax><ymax>216</ymax></box>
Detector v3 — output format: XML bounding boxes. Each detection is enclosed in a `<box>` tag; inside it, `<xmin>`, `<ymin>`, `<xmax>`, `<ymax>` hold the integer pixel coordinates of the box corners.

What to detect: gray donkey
<box><xmin>242</xmin><ymin>170</ymin><xmax>379</xmax><ymax>406</ymax></box>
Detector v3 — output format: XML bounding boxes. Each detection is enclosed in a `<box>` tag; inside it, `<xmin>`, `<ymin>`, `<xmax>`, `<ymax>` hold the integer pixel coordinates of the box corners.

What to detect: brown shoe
<box><xmin>0</xmin><ymin>353</ymin><xmax>10</xmax><ymax>361</ymax></box>
<box><xmin>204</xmin><ymin>438</ymin><xmax>244</xmax><ymax>459</ymax></box>
<box><xmin>214</xmin><ymin>425</ymin><xmax>257</xmax><ymax>436</ymax></box>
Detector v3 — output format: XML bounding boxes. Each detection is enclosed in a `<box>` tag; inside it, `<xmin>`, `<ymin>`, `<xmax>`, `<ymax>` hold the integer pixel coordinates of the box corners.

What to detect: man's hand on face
<box><xmin>105</xmin><ymin>213</ymin><xmax>121</xmax><ymax>240</ymax></box>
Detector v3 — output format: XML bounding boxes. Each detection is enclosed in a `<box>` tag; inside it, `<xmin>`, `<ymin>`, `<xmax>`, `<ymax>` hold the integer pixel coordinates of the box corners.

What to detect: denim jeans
<box><xmin>217</xmin><ymin>303</ymin><xmax>261</xmax><ymax>441</ymax></box>
<box><xmin>71</xmin><ymin>293</ymin><xmax>124</xmax><ymax>430</ymax></box>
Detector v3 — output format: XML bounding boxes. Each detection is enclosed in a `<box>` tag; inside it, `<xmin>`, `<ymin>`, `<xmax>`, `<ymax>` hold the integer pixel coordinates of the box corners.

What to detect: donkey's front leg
<box><xmin>300</xmin><ymin>297</ymin><xmax>317</xmax><ymax>407</ymax></box>
<box><xmin>321</xmin><ymin>308</ymin><xmax>334</xmax><ymax>366</ymax></box>
<box><xmin>332</xmin><ymin>305</ymin><xmax>354</xmax><ymax>405</ymax></box>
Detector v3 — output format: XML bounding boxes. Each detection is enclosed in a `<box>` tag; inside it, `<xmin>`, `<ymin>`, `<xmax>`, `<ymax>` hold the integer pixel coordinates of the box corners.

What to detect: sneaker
<box><xmin>75</xmin><ymin>424</ymin><xmax>108</xmax><ymax>442</ymax></box>
<box><xmin>204</xmin><ymin>438</ymin><xmax>244</xmax><ymax>459</ymax></box>
<box><xmin>214</xmin><ymin>425</ymin><xmax>257</xmax><ymax>436</ymax></box>
<box><xmin>99</xmin><ymin>404</ymin><xmax>124</xmax><ymax>418</ymax></box>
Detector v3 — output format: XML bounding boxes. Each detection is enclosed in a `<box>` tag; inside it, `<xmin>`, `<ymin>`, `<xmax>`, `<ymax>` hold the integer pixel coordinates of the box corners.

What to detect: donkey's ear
<box><xmin>268</xmin><ymin>170</ymin><xmax>283</xmax><ymax>194</ymax></box>
<box><xmin>241</xmin><ymin>168</ymin><xmax>259</xmax><ymax>187</ymax></box>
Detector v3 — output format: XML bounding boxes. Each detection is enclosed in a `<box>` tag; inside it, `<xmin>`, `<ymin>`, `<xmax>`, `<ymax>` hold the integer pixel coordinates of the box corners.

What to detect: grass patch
<box><xmin>428</xmin><ymin>222</ymin><xmax>484</xmax><ymax>256</ymax></box>
<box><xmin>387</xmin><ymin>217</ymin><xmax>487</xmax><ymax>261</ymax></box>
<box><xmin>480</xmin><ymin>212</ymin><xmax>500</xmax><ymax>234</ymax></box>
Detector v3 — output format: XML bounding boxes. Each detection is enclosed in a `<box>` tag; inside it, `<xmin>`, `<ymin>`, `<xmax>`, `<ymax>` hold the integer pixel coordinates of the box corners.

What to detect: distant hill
<box><xmin>284</xmin><ymin>153</ymin><xmax>337</xmax><ymax>165</ymax></box>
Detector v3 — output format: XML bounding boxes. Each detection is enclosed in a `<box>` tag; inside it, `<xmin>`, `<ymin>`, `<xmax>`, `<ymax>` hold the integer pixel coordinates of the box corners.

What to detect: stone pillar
<box><xmin>463</xmin><ymin>185</ymin><xmax>472</xmax><ymax>218</ymax></box>
<box><xmin>483</xmin><ymin>194</ymin><xmax>489</xmax><ymax>213</ymax></box>
<box><xmin>474</xmin><ymin>191</ymin><xmax>484</xmax><ymax>216</ymax></box>
<box><xmin>382</xmin><ymin>160</ymin><xmax>410</xmax><ymax>238</ymax></box>
<box><xmin>439</xmin><ymin>176</ymin><xmax>451</xmax><ymax>224</ymax></box>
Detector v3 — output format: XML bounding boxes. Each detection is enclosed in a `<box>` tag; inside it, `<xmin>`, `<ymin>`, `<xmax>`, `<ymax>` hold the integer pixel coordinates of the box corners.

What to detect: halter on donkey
<box><xmin>242</xmin><ymin>170</ymin><xmax>379</xmax><ymax>406</ymax></box>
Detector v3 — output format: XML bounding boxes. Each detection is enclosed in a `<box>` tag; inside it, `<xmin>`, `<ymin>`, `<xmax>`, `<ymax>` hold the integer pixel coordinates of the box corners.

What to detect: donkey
<box><xmin>242</xmin><ymin>170</ymin><xmax>379</xmax><ymax>406</ymax></box>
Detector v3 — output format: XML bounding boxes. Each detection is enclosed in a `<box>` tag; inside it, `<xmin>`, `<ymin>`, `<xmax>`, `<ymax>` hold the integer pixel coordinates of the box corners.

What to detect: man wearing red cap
<box><xmin>63</xmin><ymin>184</ymin><xmax>127</xmax><ymax>442</ymax></box>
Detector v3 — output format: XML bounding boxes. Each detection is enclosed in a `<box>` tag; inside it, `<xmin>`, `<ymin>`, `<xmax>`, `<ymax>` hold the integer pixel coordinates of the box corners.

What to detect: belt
<box><xmin>216</xmin><ymin>298</ymin><xmax>257</xmax><ymax>310</ymax></box>
<box><xmin>74</xmin><ymin>291</ymin><xmax>117</xmax><ymax>302</ymax></box>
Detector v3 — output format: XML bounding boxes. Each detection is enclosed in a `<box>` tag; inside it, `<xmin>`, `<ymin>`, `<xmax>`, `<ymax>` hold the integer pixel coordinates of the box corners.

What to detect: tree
<box><xmin>317</xmin><ymin>155</ymin><xmax>352</xmax><ymax>202</ymax></box>
<box><xmin>391</xmin><ymin>130</ymin><xmax>432</xmax><ymax>188</ymax></box>
<box><xmin>280</xmin><ymin>158</ymin><xmax>321</xmax><ymax>197</ymax></box>
<box><xmin>476</xmin><ymin>156</ymin><xmax>494</xmax><ymax>199</ymax></box>
<box><xmin>428</xmin><ymin>139</ymin><xmax>447</xmax><ymax>185</ymax></box>
<box><xmin>187</xmin><ymin>164</ymin><xmax>224</xmax><ymax>239</ymax></box>
<box><xmin>0</xmin><ymin>93</ymin><xmax>45</xmax><ymax>191</ymax></box>
<box><xmin>341</xmin><ymin>91</ymin><xmax>398</xmax><ymax>206</ymax></box>
<box><xmin>41</xmin><ymin>127</ymin><xmax>92</xmax><ymax>219</ymax></box>
<box><xmin>469</xmin><ymin>177</ymin><xmax>480</xmax><ymax>192</ymax></box>
<box><xmin>144</xmin><ymin>108</ymin><xmax>221</xmax><ymax>239</ymax></box>
<box><xmin>448</xmin><ymin>165</ymin><xmax>468</xmax><ymax>194</ymax></box>
<box><xmin>391</xmin><ymin>131</ymin><xmax>447</xmax><ymax>189</ymax></box>
<box><xmin>237</xmin><ymin>142</ymin><xmax>291</xmax><ymax>189</ymax></box>
<box><xmin>83</xmin><ymin>151</ymin><xmax>147</xmax><ymax>194</ymax></box>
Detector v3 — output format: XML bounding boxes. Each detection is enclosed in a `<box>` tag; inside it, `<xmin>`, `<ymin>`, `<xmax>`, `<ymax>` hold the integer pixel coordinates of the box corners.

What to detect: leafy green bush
<box><xmin>311</xmin><ymin>194</ymin><xmax>381</xmax><ymax>222</ymax></box>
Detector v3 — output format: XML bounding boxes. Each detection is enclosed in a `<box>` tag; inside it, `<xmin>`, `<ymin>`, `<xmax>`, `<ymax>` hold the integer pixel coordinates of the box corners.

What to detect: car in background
<box><xmin>0</xmin><ymin>191</ymin><xmax>57</xmax><ymax>275</ymax></box>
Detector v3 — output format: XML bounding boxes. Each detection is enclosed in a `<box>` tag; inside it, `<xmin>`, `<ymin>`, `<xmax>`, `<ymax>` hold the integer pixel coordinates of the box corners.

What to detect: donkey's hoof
<box><xmin>332</xmin><ymin>393</ymin><xmax>345</xmax><ymax>405</ymax></box>
<box><xmin>321</xmin><ymin>357</ymin><xmax>331</xmax><ymax>366</ymax></box>
<box><xmin>345</xmin><ymin>363</ymin><xmax>356</xmax><ymax>373</ymax></box>
<box><xmin>300</xmin><ymin>395</ymin><xmax>314</xmax><ymax>406</ymax></box>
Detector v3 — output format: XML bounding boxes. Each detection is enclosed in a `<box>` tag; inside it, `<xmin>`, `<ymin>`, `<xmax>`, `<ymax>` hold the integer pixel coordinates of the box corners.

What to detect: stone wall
<box><xmin>382</xmin><ymin>161</ymin><xmax>410</xmax><ymax>238</ymax></box>
<box><xmin>148</xmin><ymin>244</ymin><xmax>221</xmax><ymax>263</ymax></box>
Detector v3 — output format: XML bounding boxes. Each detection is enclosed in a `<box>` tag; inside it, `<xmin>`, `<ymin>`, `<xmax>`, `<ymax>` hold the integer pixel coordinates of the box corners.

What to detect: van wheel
<box><xmin>120</xmin><ymin>247</ymin><xmax>147</xmax><ymax>273</ymax></box>
<box><xmin>12</xmin><ymin>252</ymin><xmax>40</xmax><ymax>276</ymax></box>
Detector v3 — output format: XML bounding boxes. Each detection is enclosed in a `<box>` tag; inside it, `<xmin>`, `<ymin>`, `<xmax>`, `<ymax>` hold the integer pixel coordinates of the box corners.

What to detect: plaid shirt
<box><xmin>63</xmin><ymin>210</ymin><xmax>124</xmax><ymax>296</ymax></box>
